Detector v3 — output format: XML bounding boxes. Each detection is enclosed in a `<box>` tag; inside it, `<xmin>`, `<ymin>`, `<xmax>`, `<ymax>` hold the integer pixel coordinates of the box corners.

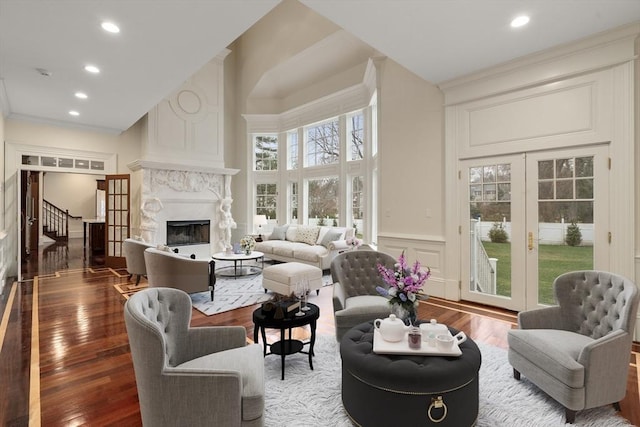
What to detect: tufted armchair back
<box><xmin>331</xmin><ymin>250</ymin><xmax>396</xmax><ymax>297</ymax></box>
<box><xmin>554</xmin><ymin>271</ymin><xmax>639</xmax><ymax>340</ymax></box>
<box><xmin>124</xmin><ymin>287</ymin><xmax>192</xmax><ymax>368</ymax></box>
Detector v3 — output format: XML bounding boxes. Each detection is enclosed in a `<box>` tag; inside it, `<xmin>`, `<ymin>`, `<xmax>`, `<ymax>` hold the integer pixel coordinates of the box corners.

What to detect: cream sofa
<box><xmin>255</xmin><ymin>224</ymin><xmax>354</xmax><ymax>270</ymax></box>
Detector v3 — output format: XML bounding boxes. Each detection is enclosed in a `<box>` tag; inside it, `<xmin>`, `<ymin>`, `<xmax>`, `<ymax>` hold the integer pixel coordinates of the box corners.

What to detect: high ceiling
<box><xmin>1</xmin><ymin>0</ymin><xmax>639</xmax><ymax>134</ymax></box>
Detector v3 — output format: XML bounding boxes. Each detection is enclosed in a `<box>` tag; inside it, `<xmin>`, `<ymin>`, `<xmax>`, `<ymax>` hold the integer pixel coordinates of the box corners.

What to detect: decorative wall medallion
<box><xmin>168</xmin><ymin>84</ymin><xmax>208</xmax><ymax>122</ymax></box>
<box><xmin>177</xmin><ymin>90</ymin><xmax>202</xmax><ymax>114</ymax></box>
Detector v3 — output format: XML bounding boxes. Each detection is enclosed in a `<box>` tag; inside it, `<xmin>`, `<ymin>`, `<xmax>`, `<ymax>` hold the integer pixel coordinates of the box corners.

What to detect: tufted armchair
<box><xmin>124</xmin><ymin>287</ymin><xmax>264</xmax><ymax>427</ymax></box>
<box><xmin>508</xmin><ymin>271</ymin><xmax>639</xmax><ymax>423</ymax></box>
<box><xmin>330</xmin><ymin>250</ymin><xmax>396</xmax><ymax>341</ymax></box>
<box><xmin>123</xmin><ymin>238</ymin><xmax>154</xmax><ymax>286</ymax></box>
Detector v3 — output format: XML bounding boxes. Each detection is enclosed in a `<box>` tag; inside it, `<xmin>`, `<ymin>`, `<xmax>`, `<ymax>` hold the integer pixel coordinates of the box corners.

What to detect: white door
<box><xmin>461</xmin><ymin>146</ymin><xmax>609</xmax><ymax>311</ymax></box>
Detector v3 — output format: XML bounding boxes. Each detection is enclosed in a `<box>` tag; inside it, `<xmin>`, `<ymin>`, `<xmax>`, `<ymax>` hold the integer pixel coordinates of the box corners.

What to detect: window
<box><xmin>289</xmin><ymin>182</ymin><xmax>298</xmax><ymax>222</ymax></box>
<box><xmin>306</xmin><ymin>119</ymin><xmax>339</xmax><ymax>167</ymax></box>
<box><xmin>348</xmin><ymin>113</ymin><xmax>364</xmax><ymax>161</ymax></box>
<box><xmin>351</xmin><ymin>176</ymin><xmax>364</xmax><ymax>236</ymax></box>
<box><xmin>254</xmin><ymin>135</ymin><xmax>278</xmax><ymax>171</ymax></box>
<box><xmin>256</xmin><ymin>183</ymin><xmax>277</xmax><ymax>220</ymax></box>
<box><xmin>287</xmin><ymin>131</ymin><xmax>298</xmax><ymax>170</ymax></box>
<box><xmin>307</xmin><ymin>177</ymin><xmax>339</xmax><ymax>225</ymax></box>
<box><xmin>248</xmin><ymin>104</ymin><xmax>376</xmax><ymax>244</ymax></box>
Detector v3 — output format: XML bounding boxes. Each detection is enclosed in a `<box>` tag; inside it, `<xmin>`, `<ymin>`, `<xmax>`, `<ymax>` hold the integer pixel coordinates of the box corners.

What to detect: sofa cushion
<box><xmin>316</xmin><ymin>226</ymin><xmax>347</xmax><ymax>244</ymax></box>
<box><xmin>320</xmin><ymin>229</ymin><xmax>343</xmax><ymax>248</ymax></box>
<box><xmin>285</xmin><ymin>226</ymin><xmax>298</xmax><ymax>241</ymax></box>
<box><xmin>270</xmin><ymin>224</ymin><xmax>288</xmax><ymax>240</ymax></box>
<box><xmin>293</xmin><ymin>243</ymin><xmax>329</xmax><ymax>262</ymax></box>
<box><xmin>295</xmin><ymin>225</ymin><xmax>320</xmax><ymax>245</ymax></box>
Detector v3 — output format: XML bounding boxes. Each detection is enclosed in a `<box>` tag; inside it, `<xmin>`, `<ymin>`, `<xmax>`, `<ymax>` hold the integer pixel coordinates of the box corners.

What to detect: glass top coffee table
<box><xmin>211</xmin><ymin>251</ymin><xmax>265</xmax><ymax>278</ymax></box>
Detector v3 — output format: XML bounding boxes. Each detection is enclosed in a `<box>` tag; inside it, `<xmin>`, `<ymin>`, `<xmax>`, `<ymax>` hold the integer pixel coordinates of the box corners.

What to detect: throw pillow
<box><xmin>316</xmin><ymin>226</ymin><xmax>347</xmax><ymax>244</ymax></box>
<box><xmin>320</xmin><ymin>229</ymin><xmax>343</xmax><ymax>248</ymax></box>
<box><xmin>285</xmin><ymin>226</ymin><xmax>298</xmax><ymax>241</ymax></box>
<box><xmin>270</xmin><ymin>224</ymin><xmax>288</xmax><ymax>240</ymax></box>
<box><xmin>295</xmin><ymin>225</ymin><xmax>320</xmax><ymax>245</ymax></box>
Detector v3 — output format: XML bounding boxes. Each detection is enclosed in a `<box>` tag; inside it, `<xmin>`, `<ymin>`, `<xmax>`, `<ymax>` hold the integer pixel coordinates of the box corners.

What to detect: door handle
<box><xmin>528</xmin><ymin>232</ymin><xmax>534</xmax><ymax>251</ymax></box>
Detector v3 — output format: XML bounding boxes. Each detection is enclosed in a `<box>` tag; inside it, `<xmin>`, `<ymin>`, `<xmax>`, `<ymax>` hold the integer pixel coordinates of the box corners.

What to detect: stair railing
<box><xmin>43</xmin><ymin>199</ymin><xmax>80</xmax><ymax>241</ymax></box>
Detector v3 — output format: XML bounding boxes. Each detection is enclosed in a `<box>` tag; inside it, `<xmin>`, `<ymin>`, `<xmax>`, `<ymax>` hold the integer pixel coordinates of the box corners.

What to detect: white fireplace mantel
<box><xmin>127</xmin><ymin>159</ymin><xmax>239</xmax><ymax>176</ymax></box>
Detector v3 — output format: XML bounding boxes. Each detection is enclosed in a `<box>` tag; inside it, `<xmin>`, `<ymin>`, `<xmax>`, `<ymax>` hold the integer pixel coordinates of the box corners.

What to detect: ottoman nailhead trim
<box><xmin>346</xmin><ymin>370</ymin><xmax>476</xmax><ymax>395</ymax></box>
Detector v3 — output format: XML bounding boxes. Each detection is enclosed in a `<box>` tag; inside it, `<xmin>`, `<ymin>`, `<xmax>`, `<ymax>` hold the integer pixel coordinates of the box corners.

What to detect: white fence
<box><xmin>476</xmin><ymin>220</ymin><xmax>593</xmax><ymax>245</ymax></box>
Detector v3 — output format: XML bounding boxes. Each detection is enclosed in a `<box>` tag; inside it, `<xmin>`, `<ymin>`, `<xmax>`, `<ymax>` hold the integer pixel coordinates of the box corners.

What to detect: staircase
<box><xmin>43</xmin><ymin>199</ymin><xmax>78</xmax><ymax>242</ymax></box>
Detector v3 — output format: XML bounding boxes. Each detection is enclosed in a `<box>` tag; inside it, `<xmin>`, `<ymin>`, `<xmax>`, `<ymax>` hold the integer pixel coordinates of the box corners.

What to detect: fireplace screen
<box><xmin>166</xmin><ymin>220</ymin><xmax>210</xmax><ymax>246</ymax></box>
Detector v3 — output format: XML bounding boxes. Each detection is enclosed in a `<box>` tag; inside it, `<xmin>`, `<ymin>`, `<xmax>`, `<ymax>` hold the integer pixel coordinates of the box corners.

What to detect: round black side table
<box><xmin>252</xmin><ymin>302</ymin><xmax>320</xmax><ymax>380</ymax></box>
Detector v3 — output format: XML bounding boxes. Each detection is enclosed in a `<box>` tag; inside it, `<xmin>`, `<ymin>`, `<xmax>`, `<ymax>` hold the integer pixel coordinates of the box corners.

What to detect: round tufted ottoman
<box><xmin>340</xmin><ymin>322</ymin><xmax>482</xmax><ymax>427</ymax></box>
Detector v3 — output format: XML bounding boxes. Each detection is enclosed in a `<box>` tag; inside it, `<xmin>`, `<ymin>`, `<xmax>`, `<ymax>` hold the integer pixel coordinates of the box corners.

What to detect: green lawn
<box><xmin>482</xmin><ymin>242</ymin><xmax>593</xmax><ymax>305</ymax></box>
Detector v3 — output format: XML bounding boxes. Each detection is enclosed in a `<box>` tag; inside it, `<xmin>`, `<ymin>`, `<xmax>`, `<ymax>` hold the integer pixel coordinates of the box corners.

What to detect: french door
<box><xmin>104</xmin><ymin>174</ymin><xmax>130</xmax><ymax>268</ymax></box>
<box><xmin>460</xmin><ymin>146</ymin><xmax>609</xmax><ymax>311</ymax></box>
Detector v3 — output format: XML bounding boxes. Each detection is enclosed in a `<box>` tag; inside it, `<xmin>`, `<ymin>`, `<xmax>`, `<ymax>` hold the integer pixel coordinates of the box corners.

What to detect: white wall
<box><xmin>43</xmin><ymin>173</ymin><xmax>105</xmax><ymax>238</ymax></box>
<box><xmin>376</xmin><ymin>59</ymin><xmax>446</xmax><ymax>296</ymax></box>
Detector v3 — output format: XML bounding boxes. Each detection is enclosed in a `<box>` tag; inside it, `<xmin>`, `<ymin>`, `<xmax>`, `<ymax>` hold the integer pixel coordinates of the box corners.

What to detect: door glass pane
<box><xmin>537</xmin><ymin>157</ymin><xmax>593</xmax><ymax>305</ymax></box>
<box><xmin>469</xmin><ymin>163</ymin><xmax>511</xmax><ymax>298</ymax></box>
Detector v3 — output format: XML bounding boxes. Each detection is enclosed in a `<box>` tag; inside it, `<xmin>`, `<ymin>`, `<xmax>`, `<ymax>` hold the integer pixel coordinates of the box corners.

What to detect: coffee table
<box><xmin>252</xmin><ymin>302</ymin><xmax>319</xmax><ymax>380</ymax></box>
<box><xmin>211</xmin><ymin>251</ymin><xmax>264</xmax><ymax>278</ymax></box>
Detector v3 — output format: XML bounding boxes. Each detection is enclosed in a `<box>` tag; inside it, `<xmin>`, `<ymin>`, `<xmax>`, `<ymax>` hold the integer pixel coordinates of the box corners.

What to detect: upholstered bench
<box><xmin>340</xmin><ymin>321</ymin><xmax>482</xmax><ymax>426</ymax></box>
<box><xmin>263</xmin><ymin>262</ymin><xmax>323</xmax><ymax>296</ymax></box>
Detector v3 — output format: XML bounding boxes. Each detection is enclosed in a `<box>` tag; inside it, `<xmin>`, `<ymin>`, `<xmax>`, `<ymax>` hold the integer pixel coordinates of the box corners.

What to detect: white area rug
<box><xmin>190</xmin><ymin>262</ymin><xmax>333</xmax><ymax>316</ymax></box>
<box><xmin>263</xmin><ymin>334</ymin><xmax>632</xmax><ymax>427</ymax></box>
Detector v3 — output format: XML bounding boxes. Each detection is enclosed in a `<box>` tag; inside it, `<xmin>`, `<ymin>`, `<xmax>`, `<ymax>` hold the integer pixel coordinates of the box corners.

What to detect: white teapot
<box><xmin>374</xmin><ymin>314</ymin><xmax>410</xmax><ymax>342</ymax></box>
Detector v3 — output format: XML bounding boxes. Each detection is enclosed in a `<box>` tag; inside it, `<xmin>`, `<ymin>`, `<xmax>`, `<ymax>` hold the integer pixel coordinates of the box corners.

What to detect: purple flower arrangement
<box><xmin>376</xmin><ymin>252</ymin><xmax>430</xmax><ymax>312</ymax></box>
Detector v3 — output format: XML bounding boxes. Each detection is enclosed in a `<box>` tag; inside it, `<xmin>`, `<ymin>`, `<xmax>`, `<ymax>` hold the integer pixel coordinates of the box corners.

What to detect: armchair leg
<box><xmin>565</xmin><ymin>408</ymin><xmax>576</xmax><ymax>424</ymax></box>
<box><xmin>613</xmin><ymin>402</ymin><xmax>621</xmax><ymax>411</ymax></box>
<box><xmin>316</xmin><ymin>289</ymin><xmax>320</xmax><ymax>295</ymax></box>
<box><xmin>127</xmin><ymin>274</ymin><xmax>132</xmax><ymax>280</ymax></box>
<box><xmin>135</xmin><ymin>274</ymin><xmax>141</xmax><ymax>285</ymax></box>
<box><xmin>513</xmin><ymin>368</ymin><xmax>521</xmax><ymax>380</ymax></box>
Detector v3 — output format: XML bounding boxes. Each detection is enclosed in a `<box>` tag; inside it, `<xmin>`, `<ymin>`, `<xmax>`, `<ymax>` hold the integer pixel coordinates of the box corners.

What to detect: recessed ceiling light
<box><xmin>101</xmin><ymin>21</ymin><xmax>120</xmax><ymax>33</ymax></box>
<box><xmin>511</xmin><ymin>15</ymin><xmax>530</xmax><ymax>28</ymax></box>
<box><xmin>69</xmin><ymin>110</ymin><xmax>80</xmax><ymax>116</ymax></box>
<box><xmin>75</xmin><ymin>92</ymin><xmax>88</xmax><ymax>99</ymax></box>
<box><xmin>84</xmin><ymin>65</ymin><xmax>100</xmax><ymax>74</ymax></box>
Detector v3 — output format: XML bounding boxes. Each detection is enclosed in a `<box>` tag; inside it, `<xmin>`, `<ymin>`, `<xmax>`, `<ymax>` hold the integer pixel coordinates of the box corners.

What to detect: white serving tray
<box><xmin>372</xmin><ymin>329</ymin><xmax>462</xmax><ymax>357</ymax></box>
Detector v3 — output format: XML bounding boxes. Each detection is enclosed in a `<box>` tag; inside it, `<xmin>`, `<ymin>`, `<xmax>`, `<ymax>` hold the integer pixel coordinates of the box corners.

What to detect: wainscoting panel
<box><xmin>377</xmin><ymin>234</ymin><xmax>447</xmax><ymax>299</ymax></box>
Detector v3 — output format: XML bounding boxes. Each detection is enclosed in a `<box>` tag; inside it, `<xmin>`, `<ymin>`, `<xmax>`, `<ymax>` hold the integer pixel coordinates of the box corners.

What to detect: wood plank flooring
<box><xmin>1</xmin><ymin>248</ymin><xmax>639</xmax><ymax>426</ymax></box>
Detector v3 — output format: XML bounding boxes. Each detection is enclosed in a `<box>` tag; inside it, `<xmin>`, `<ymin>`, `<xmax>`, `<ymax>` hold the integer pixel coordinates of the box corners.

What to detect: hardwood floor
<box><xmin>1</xmin><ymin>242</ymin><xmax>639</xmax><ymax>426</ymax></box>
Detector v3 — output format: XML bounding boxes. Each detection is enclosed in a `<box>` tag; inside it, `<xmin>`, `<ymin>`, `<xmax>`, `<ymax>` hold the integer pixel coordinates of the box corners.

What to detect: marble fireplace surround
<box><xmin>128</xmin><ymin>160</ymin><xmax>239</xmax><ymax>259</ymax></box>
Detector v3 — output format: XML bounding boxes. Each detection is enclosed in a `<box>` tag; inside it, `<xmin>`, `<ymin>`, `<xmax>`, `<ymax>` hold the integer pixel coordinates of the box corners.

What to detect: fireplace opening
<box><xmin>166</xmin><ymin>220</ymin><xmax>210</xmax><ymax>246</ymax></box>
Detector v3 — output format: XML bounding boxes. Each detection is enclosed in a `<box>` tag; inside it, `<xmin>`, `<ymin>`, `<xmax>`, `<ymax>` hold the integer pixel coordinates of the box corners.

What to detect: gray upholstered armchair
<box><xmin>124</xmin><ymin>287</ymin><xmax>264</xmax><ymax>427</ymax></box>
<box><xmin>508</xmin><ymin>270</ymin><xmax>639</xmax><ymax>423</ymax></box>
<box><xmin>123</xmin><ymin>238</ymin><xmax>154</xmax><ymax>286</ymax></box>
<box><xmin>330</xmin><ymin>250</ymin><xmax>396</xmax><ymax>341</ymax></box>
<box><xmin>144</xmin><ymin>247</ymin><xmax>215</xmax><ymax>299</ymax></box>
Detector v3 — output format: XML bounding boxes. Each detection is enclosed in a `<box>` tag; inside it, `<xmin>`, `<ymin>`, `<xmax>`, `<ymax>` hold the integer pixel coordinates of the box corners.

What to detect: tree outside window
<box><xmin>348</xmin><ymin>113</ymin><xmax>364</xmax><ymax>161</ymax></box>
<box><xmin>289</xmin><ymin>181</ymin><xmax>298</xmax><ymax>222</ymax></box>
<box><xmin>287</xmin><ymin>131</ymin><xmax>298</xmax><ymax>170</ymax></box>
<box><xmin>307</xmin><ymin>177</ymin><xmax>339</xmax><ymax>224</ymax></box>
<box><xmin>254</xmin><ymin>135</ymin><xmax>278</xmax><ymax>171</ymax></box>
<box><xmin>306</xmin><ymin>120</ymin><xmax>339</xmax><ymax>167</ymax></box>
<box><xmin>256</xmin><ymin>183</ymin><xmax>277</xmax><ymax>220</ymax></box>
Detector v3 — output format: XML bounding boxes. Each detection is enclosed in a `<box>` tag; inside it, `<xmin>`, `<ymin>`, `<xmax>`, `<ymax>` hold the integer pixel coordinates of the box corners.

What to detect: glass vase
<box><xmin>392</xmin><ymin>303</ymin><xmax>418</xmax><ymax>326</ymax></box>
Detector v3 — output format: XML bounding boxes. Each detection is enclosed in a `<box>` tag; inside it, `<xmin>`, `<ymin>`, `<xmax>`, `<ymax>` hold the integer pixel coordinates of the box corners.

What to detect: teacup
<box><xmin>436</xmin><ymin>334</ymin><xmax>455</xmax><ymax>351</ymax></box>
<box><xmin>436</xmin><ymin>331</ymin><xmax>467</xmax><ymax>351</ymax></box>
